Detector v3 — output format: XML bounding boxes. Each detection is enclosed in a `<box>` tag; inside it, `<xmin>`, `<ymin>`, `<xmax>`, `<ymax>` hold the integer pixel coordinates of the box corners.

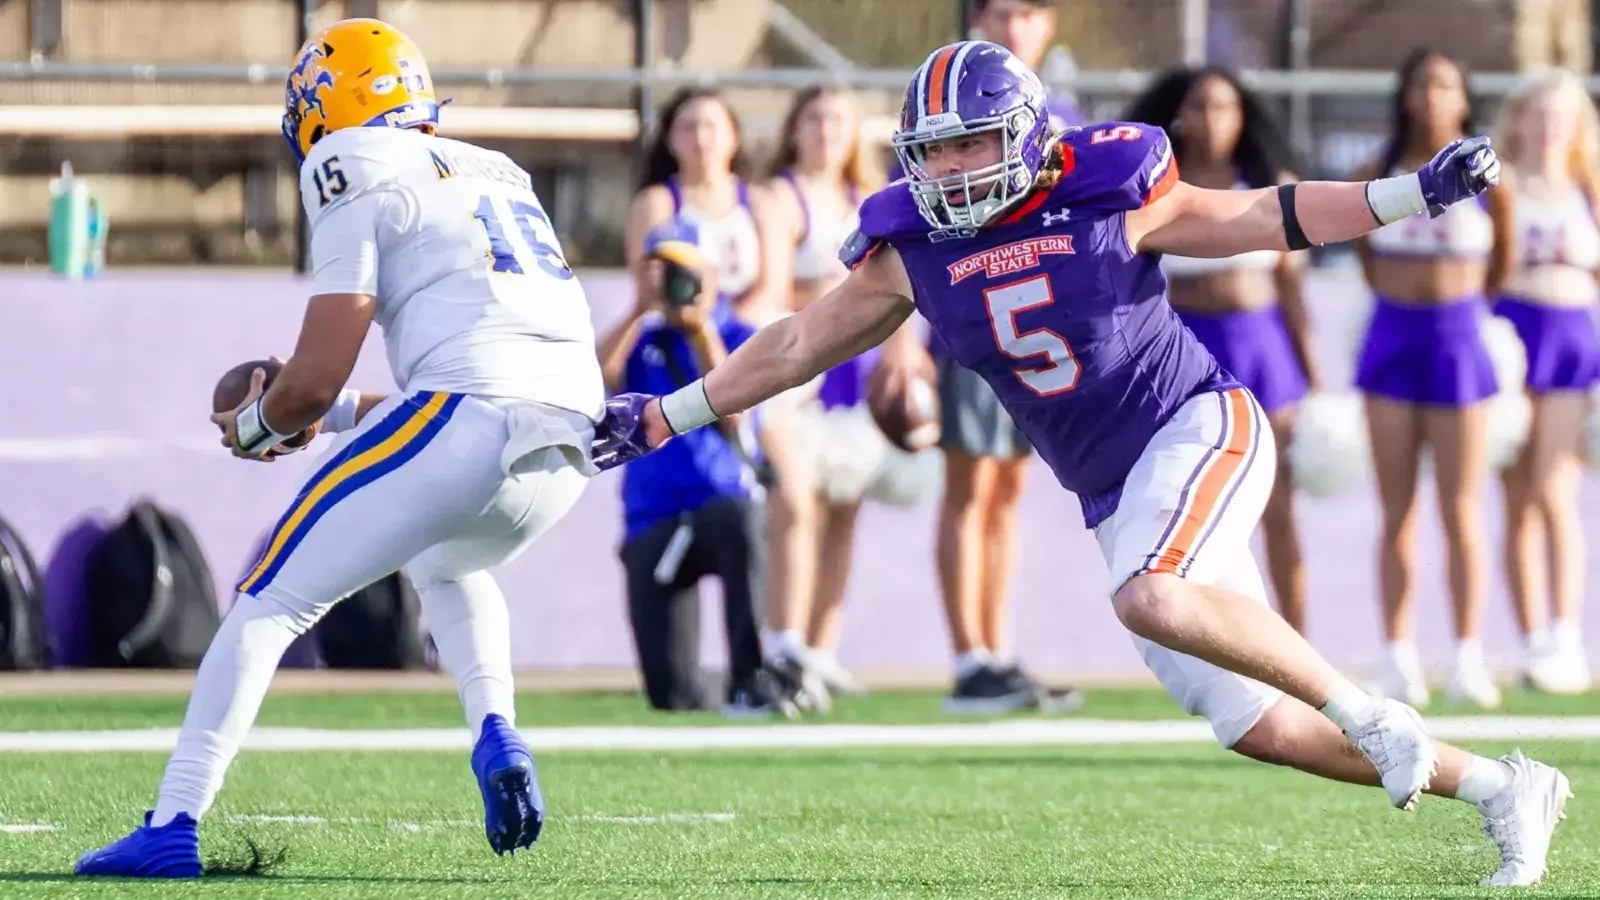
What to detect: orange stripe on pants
<box><xmin>1146</xmin><ymin>389</ymin><xmax>1256</xmax><ymax>576</ymax></box>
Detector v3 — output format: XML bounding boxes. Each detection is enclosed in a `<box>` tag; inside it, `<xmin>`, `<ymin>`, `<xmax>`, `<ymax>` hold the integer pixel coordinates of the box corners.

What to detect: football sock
<box><xmin>417</xmin><ymin>571</ymin><xmax>517</xmax><ymax>740</ymax></box>
<box><xmin>1320</xmin><ymin>678</ymin><xmax>1380</xmax><ymax>733</ymax></box>
<box><xmin>152</xmin><ymin>592</ymin><xmax>312</xmax><ymax>826</ymax></box>
<box><xmin>1455</xmin><ymin>755</ymin><xmax>1516</xmax><ymax>810</ymax></box>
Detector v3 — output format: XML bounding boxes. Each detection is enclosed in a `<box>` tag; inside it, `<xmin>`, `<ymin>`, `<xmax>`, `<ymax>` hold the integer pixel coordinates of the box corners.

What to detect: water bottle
<box><xmin>47</xmin><ymin>162</ymin><xmax>90</xmax><ymax>278</ymax></box>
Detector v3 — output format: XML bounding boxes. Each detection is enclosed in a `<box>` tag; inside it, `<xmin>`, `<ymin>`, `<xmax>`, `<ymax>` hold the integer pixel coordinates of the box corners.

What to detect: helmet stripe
<box><xmin>945</xmin><ymin>42</ymin><xmax>976</xmax><ymax>116</ymax></box>
<box><xmin>925</xmin><ymin>45</ymin><xmax>959</xmax><ymax>116</ymax></box>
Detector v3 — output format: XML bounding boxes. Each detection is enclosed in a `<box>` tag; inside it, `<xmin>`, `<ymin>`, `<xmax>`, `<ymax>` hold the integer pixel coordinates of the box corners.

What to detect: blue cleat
<box><xmin>75</xmin><ymin>811</ymin><xmax>202</xmax><ymax>878</ymax></box>
<box><xmin>471</xmin><ymin>713</ymin><xmax>544</xmax><ymax>855</ymax></box>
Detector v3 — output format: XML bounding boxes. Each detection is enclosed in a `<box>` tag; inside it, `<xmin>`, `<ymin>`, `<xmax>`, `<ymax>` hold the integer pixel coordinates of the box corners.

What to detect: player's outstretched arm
<box><xmin>1128</xmin><ymin>136</ymin><xmax>1501</xmax><ymax>258</ymax></box>
<box><xmin>592</xmin><ymin>245</ymin><xmax>916</xmax><ymax>469</ymax></box>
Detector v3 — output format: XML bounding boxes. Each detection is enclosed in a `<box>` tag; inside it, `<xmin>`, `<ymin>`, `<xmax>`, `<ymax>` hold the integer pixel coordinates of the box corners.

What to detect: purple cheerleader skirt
<box><xmin>1491</xmin><ymin>297</ymin><xmax>1600</xmax><ymax>393</ymax></box>
<box><xmin>1176</xmin><ymin>305</ymin><xmax>1310</xmax><ymax>415</ymax></box>
<box><xmin>817</xmin><ymin>345</ymin><xmax>883</xmax><ymax>409</ymax></box>
<box><xmin>1355</xmin><ymin>295</ymin><xmax>1498</xmax><ymax>406</ymax></box>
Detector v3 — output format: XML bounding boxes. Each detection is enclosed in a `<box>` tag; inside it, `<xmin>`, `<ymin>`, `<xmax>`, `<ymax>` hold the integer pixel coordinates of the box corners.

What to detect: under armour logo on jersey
<box><xmin>1043</xmin><ymin>208</ymin><xmax>1071</xmax><ymax>226</ymax></box>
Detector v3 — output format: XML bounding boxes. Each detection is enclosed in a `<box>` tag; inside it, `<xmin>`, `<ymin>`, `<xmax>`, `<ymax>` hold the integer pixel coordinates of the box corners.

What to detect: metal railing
<box><xmin>4</xmin><ymin>59</ymin><xmax>1590</xmax><ymax>97</ymax></box>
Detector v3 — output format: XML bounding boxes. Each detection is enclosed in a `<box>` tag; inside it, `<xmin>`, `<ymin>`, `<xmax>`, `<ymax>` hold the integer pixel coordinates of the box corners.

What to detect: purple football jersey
<box><xmin>844</xmin><ymin>123</ymin><xmax>1239</xmax><ymax>527</ymax></box>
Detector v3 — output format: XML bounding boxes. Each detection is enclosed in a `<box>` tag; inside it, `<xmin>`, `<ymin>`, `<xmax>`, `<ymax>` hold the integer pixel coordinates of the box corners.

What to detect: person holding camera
<box><xmin>598</xmin><ymin>220</ymin><xmax>795</xmax><ymax>717</ymax></box>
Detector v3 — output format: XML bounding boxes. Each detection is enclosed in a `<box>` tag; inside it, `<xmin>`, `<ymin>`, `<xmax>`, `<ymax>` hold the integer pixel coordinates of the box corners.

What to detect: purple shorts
<box><xmin>1491</xmin><ymin>297</ymin><xmax>1600</xmax><ymax>393</ymax></box>
<box><xmin>1176</xmin><ymin>305</ymin><xmax>1309</xmax><ymax>415</ymax></box>
<box><xmin>1355</xmin><ymin>295</ymin><xmax>1498</xmax><ymax>406</ymax></box>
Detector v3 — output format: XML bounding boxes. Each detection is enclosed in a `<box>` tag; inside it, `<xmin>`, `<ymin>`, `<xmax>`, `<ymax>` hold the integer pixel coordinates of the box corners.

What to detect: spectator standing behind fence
<box><xmin>756</xmin><ymin>87</ymin><xmax>884</xmax><ymax>704</ymax></box>
<box><xmin>1124</xmin><ymin>66</ymin><xmax>1318</xmax><ymax>634</ymax></box>
<box><xmin>1489</xmin><ymin>69</ymin><xmax>1599</xmax><ymax>694</ymax></box>
<box><xmin>1354</xmin><ymin>48</ymin><xmax>1513</xmax><ymax>710</ymax></box>
<box><xmin>598</xmin><ymin>218</ymin><xmax>795</xmax><ymax>717</ymax></box>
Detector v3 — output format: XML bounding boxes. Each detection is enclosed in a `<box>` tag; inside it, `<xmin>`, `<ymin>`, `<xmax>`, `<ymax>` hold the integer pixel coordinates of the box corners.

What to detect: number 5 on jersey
<box><xmin>984</xmin><ymin>275</ymin><xmax>1081</xmax><ymax>395</ymax></box>
<box><xmin>474</xmin><ymin>195</ymin><xmax>573</xmax><ymax>280</ymax></box>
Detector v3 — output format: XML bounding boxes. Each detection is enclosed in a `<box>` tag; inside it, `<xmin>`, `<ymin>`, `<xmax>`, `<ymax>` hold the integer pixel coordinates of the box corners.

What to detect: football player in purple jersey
<box><xmin>593</xmin><ymin>41</ymin><xmax>1567</xmax><ymax>886</ymax></box>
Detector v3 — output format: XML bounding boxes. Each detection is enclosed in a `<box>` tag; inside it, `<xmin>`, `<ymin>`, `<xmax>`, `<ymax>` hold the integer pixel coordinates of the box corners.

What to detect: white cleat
<box><xmin>1478</xmin><ymin>750</ymin><xmax>1573</xmax><ymax>887</ymax></box>
<box><xmin>1344</xmin><ymin>699</ymin><xmax>1439</xmax><ymax>810</ymax></box>
<box><xmin>1447</xmin><ymin>657</ymin><xmax>1503</xmax><ymax>709</ymax></box>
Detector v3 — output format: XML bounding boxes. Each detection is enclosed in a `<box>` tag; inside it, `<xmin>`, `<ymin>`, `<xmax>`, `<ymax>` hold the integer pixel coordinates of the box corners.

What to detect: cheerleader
<box><xmin>1125</xmin><ymin>65</ymin><xmax>1318</xmax><ymax>634</ymax></box>
<box><xmin>1355</xmin><ymin>48</ymin><xmax>1514</xmax><ymax>708</ymax></box>
<box><xmin>625</xmin><ymin>88</ymin><xmax>791</xmax><ymax>324</ymax></box>
<box><xmin>1491</xmin><ymin>69</ymin><xmax>1598</xmax><ymax>693</ymax></box>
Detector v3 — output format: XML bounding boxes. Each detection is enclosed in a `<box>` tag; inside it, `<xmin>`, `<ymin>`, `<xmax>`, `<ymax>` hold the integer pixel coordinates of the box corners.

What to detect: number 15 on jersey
<box><xmin>474</xmin><ymin>195</ymin><xmax>573</xmax><ymax>280</ymax></box>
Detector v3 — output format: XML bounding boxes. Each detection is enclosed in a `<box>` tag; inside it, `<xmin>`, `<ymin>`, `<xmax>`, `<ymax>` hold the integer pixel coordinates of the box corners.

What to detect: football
<box><xmin>212</xmin><ymin>358</ymin><xmax>317</xmax><ymax>449</ymax></box>
<box><xmin>867</xmin><ymin>363</ymin><xmax>941</xmax><ymax>453</ymax></box>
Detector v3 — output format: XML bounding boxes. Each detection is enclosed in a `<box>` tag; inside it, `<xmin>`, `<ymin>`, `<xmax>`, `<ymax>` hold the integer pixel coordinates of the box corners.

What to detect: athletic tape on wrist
<box><xmin>1365</xmin><ymin>173</ymin><xmax>1429</xmax><ymax>225</ymax></box>
<box><xmin>659</xmin><ymin>380</ymin><xmax>719</xmax><ymax>434</ymax></box>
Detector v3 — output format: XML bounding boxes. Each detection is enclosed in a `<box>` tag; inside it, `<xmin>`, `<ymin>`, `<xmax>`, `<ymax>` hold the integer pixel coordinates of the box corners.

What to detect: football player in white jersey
<box><xmin>75</xmin><ymin>19</ymin><xmax>602</xmax><ymax>877</ymax></box>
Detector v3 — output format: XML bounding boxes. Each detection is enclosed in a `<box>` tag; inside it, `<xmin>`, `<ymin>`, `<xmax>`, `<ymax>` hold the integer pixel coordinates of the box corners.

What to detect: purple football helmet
<box><xmin>893</xmin><ymin>41</ymin><xmax>1055</xmax><ymax>230</ymax></box>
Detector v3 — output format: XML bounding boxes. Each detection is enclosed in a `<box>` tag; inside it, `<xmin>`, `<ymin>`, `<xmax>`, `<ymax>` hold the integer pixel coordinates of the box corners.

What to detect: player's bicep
<box><xmin>1129</xmin><ymin>181</ymin><xmax>1282</xmax><ymax>257</ymax></box>
<box><xmin>806</xmin><ymin>242</ymin><xmax>915</xmax><ymax>362</ymax></box>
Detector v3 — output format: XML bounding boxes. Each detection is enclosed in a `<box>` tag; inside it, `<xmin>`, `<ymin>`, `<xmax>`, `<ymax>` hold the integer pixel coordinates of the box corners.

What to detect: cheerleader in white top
<box><xmin>759</xmin><ymin>88</ymin><xmax>885</xmax><ymax>700</ymax></box>
<box><xmin>1490</xmin><ymin>69</ymin><xmax>1599</xmax><ymax>693</ymax></box>
<box><xmin>1126</xmin><ymin>65</ymin><xmax>1320</xmax><ymax>635</ymax></box>
<box><xmin>625</xmin><ymin>89</ymin><xmax>790</xmax><ymax>325</ymax></box>
<box><xmin>1355</xmin><ymin>48</ymin><xmax>1515</xmax><ymax>709</ymax></box>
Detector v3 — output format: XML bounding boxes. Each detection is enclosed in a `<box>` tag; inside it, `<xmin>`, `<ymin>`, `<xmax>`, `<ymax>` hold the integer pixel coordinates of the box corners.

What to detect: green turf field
<box><xmin>1</xmin><ymin>689</ymin><xmax>1594</xmax><ymax>898</ymax></box>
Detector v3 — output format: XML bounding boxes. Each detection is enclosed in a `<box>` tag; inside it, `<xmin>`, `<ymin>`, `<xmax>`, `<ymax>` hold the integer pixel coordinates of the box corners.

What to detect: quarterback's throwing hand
<box><xmin>1418</xmin><ymin>136</ymin><xmax>1501</xmax><ymax>218</ymax></box>
<box><xmin>592</xmin><ymin>393</ymin><xmax>668</xmax><ymax>472</ymax></box>
<box><xmin>209</xmin><ymin>367</ymin><xmax>277</xmax><ymax>463</ymax></box>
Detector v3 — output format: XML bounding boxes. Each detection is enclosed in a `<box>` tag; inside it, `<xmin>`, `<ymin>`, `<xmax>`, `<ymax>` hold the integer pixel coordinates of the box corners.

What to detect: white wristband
<box><xmin>659</xmin><ymin>380</ymin><xmax>719</xmax><ymax>434</ymax></box>
<box><xmin>321</xmin><ymin>388</ymin><xmax>362</xmax><ymax>434</ymax></box>
<box><xmin>1365</xmin><ymin>173</ymin><xmax>1428</xmax><ymax>225</ymax></box>
<box><xmin>235</xmin><ymin>397</ymin><xmax>293</xmax><ymax>453</ymax></box>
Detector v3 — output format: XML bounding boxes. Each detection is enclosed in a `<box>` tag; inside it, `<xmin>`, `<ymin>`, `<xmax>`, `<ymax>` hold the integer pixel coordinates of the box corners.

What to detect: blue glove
<box><xmin>592</xmin><ymin>392</ymin><xmax>662</xmax><ymax>472</ymax></box>
<box><xmin>1417</xmin><ymin>136</ymin><xmax>1501</xmax><ymax>218</ymax></box>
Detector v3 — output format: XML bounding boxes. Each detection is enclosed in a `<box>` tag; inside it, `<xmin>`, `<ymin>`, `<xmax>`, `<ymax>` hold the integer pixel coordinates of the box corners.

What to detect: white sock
<box><xmin>1456</xmin><ymin>638</ymin><xmax>1485</xmax><ymax>667</ymax></box>
<box><xmin>1320</xmin><ymin>678</ymin><xmax>1380</xmax><ymax>733</ymax></box>
<box><xmin>151</xmin><ymin>592</ymin><xmax>313</xmax><ymax>826</ymax></box>
<box><xmin>1387</xmin><ymin>639</ymin><xmax>1421</xmax><ymax>673</ymax></box>
<box><xmin>1553</xmin><ymin>619</ymin><xmax>1582</xmax><ymax>650</ymax></box>
<box><xmin>416</xmin><ymin>571</ymin><xmax>517</xmax><ymax>741</ymax></box>
<box><xmin>1527</xmin><ymin>626</ymin><xmax>1553</xmax><ymax>655</ymax></box>
<box><xmin>1455</xmin><ymin>754</ymin><xmax>1515</xmax><ymax>810</ymax></box>
<box><xmin>955</xmin><ymin>649</ymin><xmax>991</xmax><ymax>679</ymax></box>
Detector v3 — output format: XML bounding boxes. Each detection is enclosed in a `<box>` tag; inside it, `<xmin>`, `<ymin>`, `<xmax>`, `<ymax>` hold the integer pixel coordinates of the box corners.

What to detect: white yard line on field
<box><xmin>4</xmin><ymin>716</ymin><xmax>1600</xmax><ymax>753</ymax></box>
<box><xmin>227</xmin><ymin>812</ymin><xmax>737</xmax><ymax>829</ymax></box>
<box><xmin>0</xmin><ymin>823</ymin><xmax>60</xmax><ymax>833</ymax></box>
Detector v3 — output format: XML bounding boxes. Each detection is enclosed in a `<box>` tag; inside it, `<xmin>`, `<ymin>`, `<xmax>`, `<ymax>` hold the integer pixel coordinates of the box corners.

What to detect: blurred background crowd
<box><xmin>5</xmin><ymin>0</ymin><xmax>1600</xmax><ymax>720</ymax></box>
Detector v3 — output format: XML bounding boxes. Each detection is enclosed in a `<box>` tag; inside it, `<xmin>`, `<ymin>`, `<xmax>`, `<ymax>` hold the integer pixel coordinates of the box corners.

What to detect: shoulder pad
<box><xmin>1056</xmin><ymin>122</ymin><xmax>1179</xmax><ymax>213</ymax></box>
<box><xmin>840</xmin><ymin>182</ymin><xmax>923</xmax><ymax>269</ymax></box>
<box><xmin>298</xmin><ymin>129</ymin><xmax>406</xmax><ymax>224</ymax></box>
<box><xmin>857</xmin><ymin>181</ymin><xmax>924</xmax><ymax>241</ymax></box>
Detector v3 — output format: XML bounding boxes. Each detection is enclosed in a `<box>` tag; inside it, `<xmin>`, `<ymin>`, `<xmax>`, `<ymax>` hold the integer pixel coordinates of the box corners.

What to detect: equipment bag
<box><xmin>86</xmin><ymin>501</ymin><xmax>220</xmax><ymax>668</ymax></box>
<box><xmin>0</xmin><ymin>514</ymin><xmax>50</xmax><ymax>670</ymax></box>
<box><xmin>314</xmin><ymin>571</ymin><xmax>431</xmax><ymax>670</ymax></box>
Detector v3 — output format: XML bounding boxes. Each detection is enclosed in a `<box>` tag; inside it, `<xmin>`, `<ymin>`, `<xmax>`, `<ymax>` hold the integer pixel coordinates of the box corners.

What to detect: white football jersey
<box><xmin>299</xmin><ymin>127</ymin><xmax>603</xmax><ymax>418</ymax></box>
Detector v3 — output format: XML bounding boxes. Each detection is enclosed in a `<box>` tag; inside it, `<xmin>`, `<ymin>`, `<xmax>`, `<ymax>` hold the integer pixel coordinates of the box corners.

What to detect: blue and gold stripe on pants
<box><xmin>237</xmin><ymin>391</ymin><xmax>464</xmax><ymax>596</ymax></box>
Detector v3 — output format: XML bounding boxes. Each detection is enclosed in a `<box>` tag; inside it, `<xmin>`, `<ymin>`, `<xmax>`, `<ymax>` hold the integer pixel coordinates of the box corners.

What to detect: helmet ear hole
<box><xmin>309</xmin><ymin>125</ymin><xmax>326</xmax><ymax>147</ymax></box>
